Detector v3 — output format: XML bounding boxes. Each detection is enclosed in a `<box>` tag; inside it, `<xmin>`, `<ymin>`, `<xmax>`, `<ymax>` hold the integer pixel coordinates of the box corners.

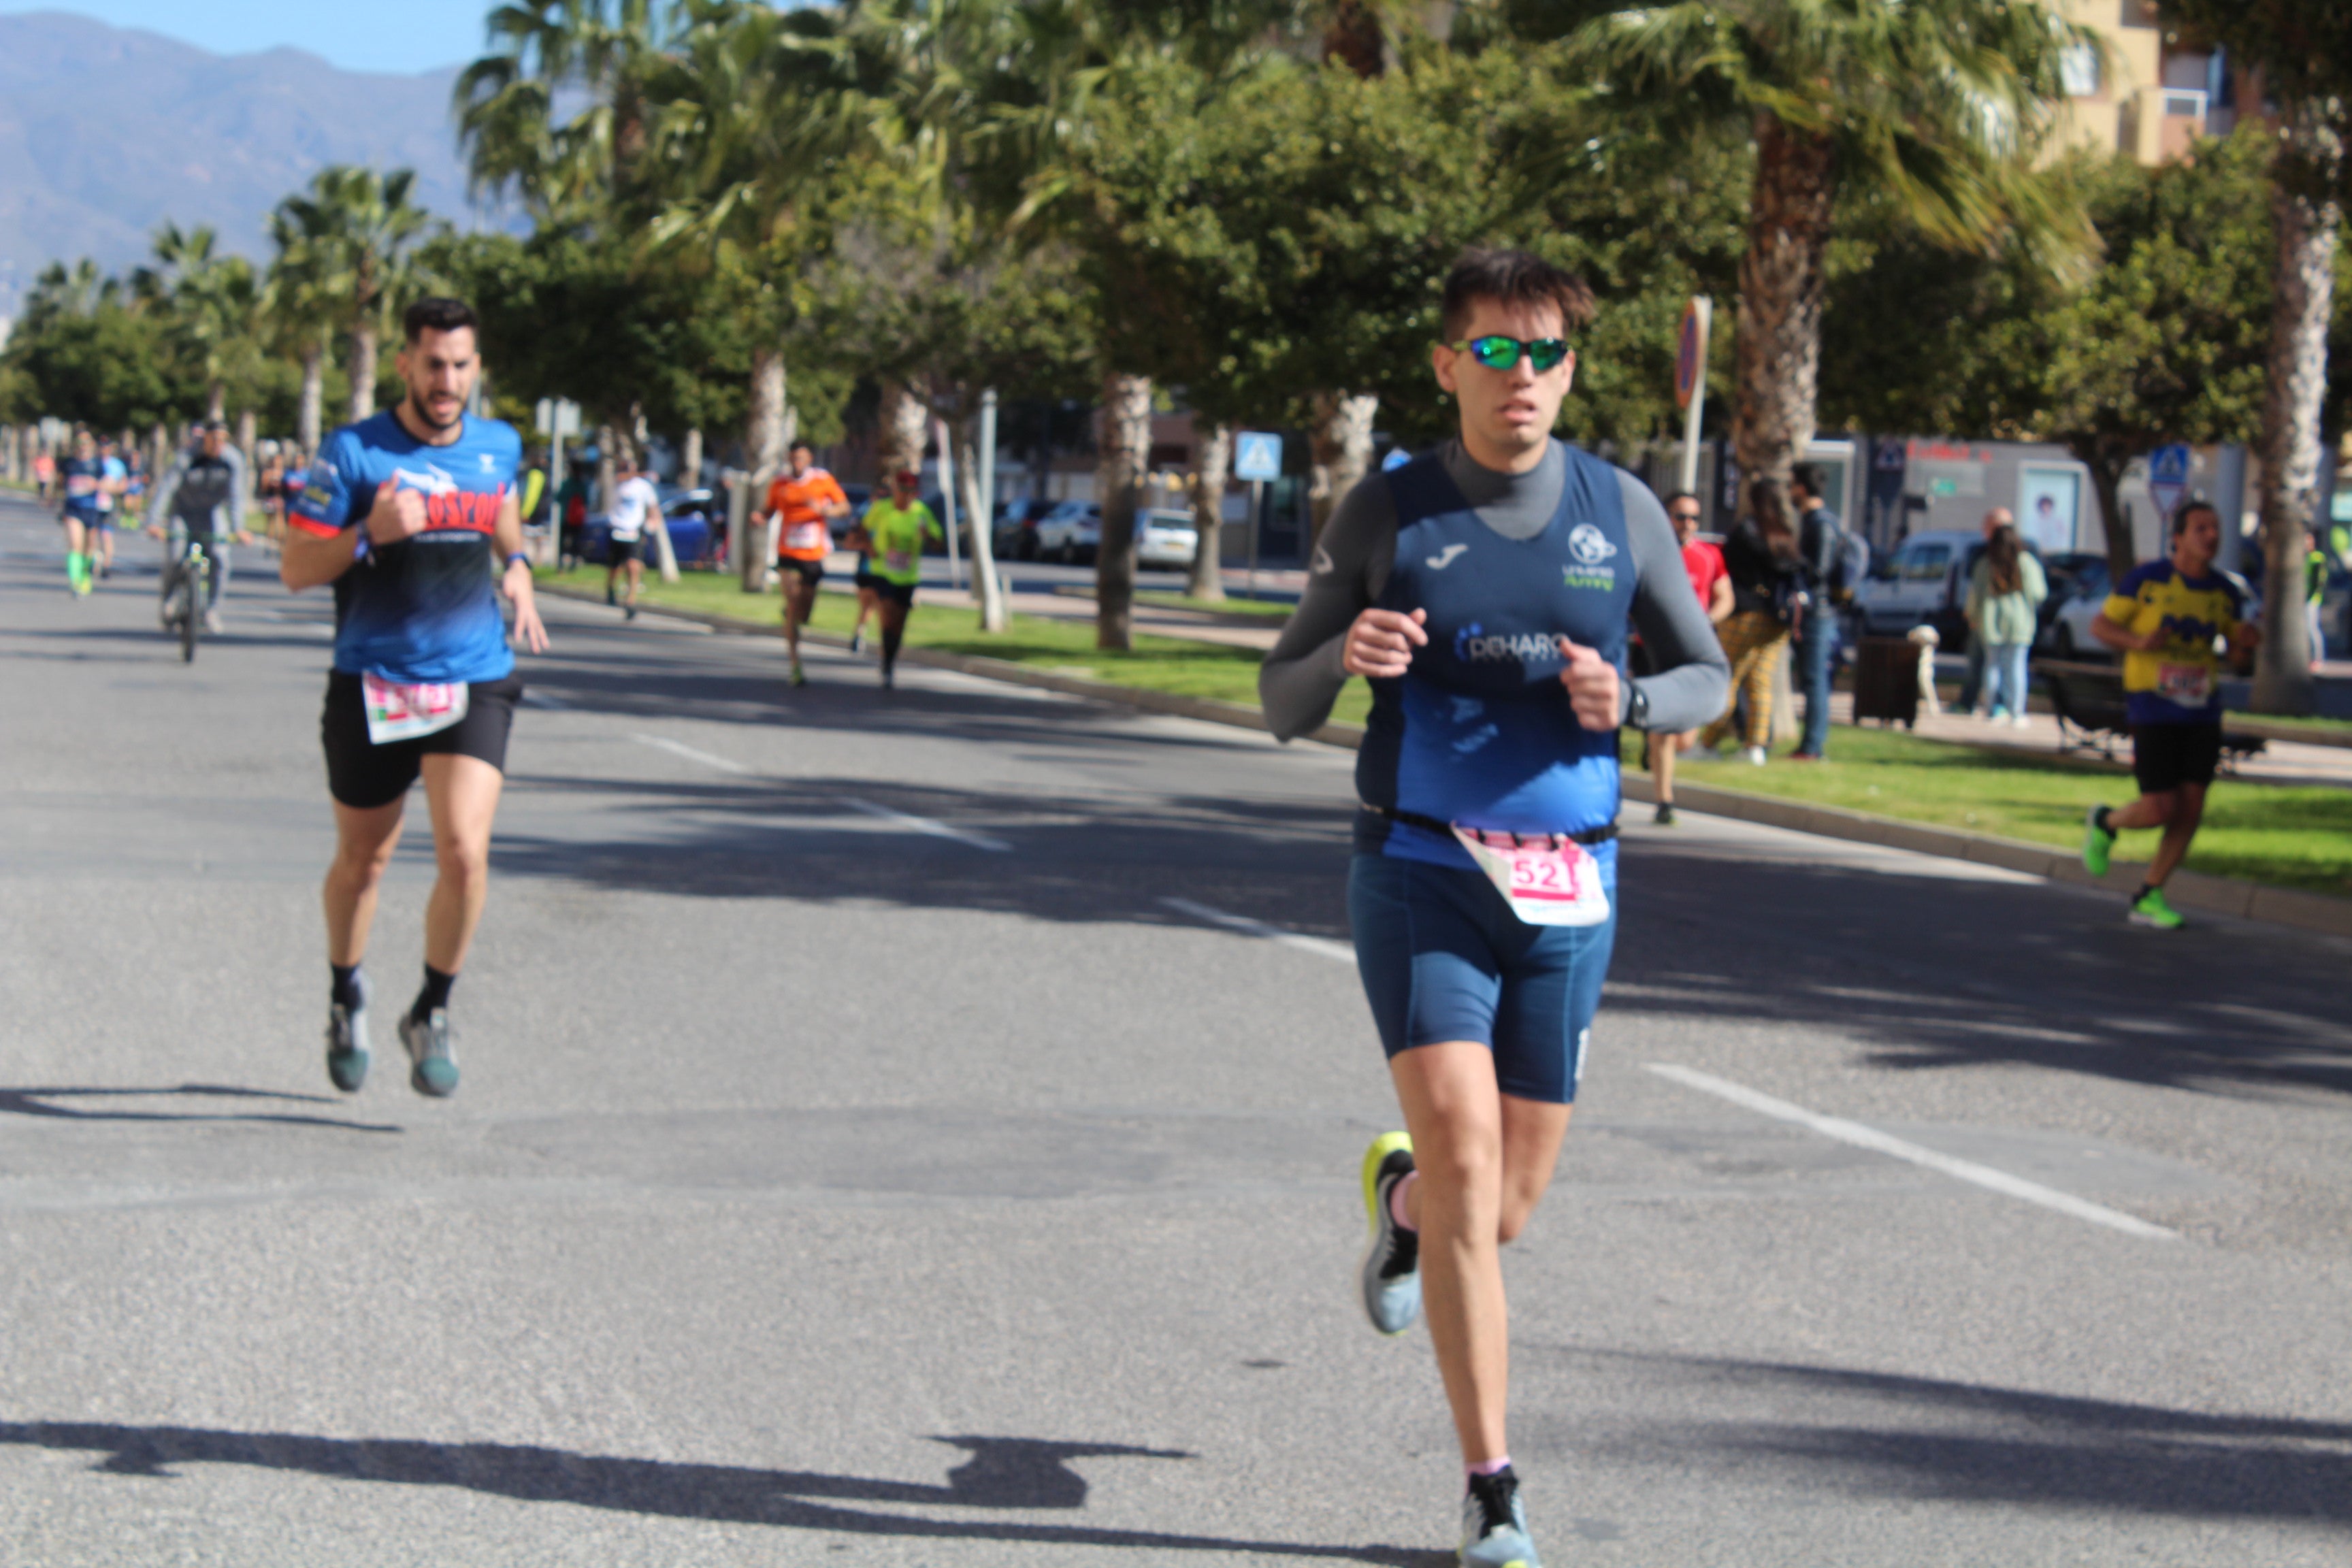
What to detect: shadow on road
<box><xmin>493</xmin><ymin>766</ymin><xmax>1356</xmax><ymax>936</ymax></box>
<box><xmin>1614</xmin><ymin>839</ymin><xmax>2352</xmax><ymax>1104</ymax></box>
<box><xmin>0</xmin><ymin>1084</ymin><xmax>399</xmax><ymax>1135</ymax></box>
<box><xmin>1531</xmin><ymin>1349</ymin><xmax>2352</xmax><ymax>1526</ymax></box>
<box><xmin>0</xmin><ymin>1421</ymin><xmax>1428</xmax><ymax>1562</ymax></box>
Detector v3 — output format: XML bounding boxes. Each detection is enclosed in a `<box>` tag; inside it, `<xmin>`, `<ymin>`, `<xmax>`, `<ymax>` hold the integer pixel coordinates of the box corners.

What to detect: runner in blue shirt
<box><xmin>1261</xmin><ymin>249</ymin><xmax>1728</xmax><ymax>1568</ymax></box>
<box><xmin>280</xmin><ymin>297</ymin><xmax>549</xmax><ymax>1100</ymax></box>
<box><xmin>57</xmin><ymin>428</ymin><xmax>107</xmax><ymax>596</ymax></box>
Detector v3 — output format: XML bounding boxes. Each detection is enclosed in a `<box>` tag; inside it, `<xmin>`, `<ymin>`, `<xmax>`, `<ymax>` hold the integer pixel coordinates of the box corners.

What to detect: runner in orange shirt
<box><xmin>766</xmin><ymin>441</ymin><xmax>849</xmax><ymax>686</ymax></box>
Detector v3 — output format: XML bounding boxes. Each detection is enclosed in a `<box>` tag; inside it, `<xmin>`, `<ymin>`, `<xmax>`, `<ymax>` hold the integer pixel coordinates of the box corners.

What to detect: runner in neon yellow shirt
<box><xmin>844</xmin><ymin>470</ymin><xmax>941</xmax><ymax>688</ymax></box>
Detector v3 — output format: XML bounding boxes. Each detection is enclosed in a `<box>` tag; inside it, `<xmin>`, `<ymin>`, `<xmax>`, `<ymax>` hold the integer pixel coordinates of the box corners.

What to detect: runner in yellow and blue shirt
<box><xmin>843</xmin><ymin>469</ymin><xmax>940</xmax><ymax>689</ymax></box>
<box><xmin>2081</xmin><ymin>500</ymin><xmax>2257</xmax><ymax>929</ymax></box>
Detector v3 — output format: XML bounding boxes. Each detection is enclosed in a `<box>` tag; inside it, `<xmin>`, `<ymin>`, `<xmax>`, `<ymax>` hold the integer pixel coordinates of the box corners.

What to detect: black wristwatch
<box><xmin>1624</xmin><ymin>682</ymin><xmax>1650</xmax><ymax>730</ymax></box>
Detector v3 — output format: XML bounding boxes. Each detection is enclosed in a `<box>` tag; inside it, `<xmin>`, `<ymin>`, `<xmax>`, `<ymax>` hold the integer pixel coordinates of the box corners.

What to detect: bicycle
<box><xmin>161</xmin><ymin>537</ymin><xmax>212</xmax><ymax>663</ymax></box>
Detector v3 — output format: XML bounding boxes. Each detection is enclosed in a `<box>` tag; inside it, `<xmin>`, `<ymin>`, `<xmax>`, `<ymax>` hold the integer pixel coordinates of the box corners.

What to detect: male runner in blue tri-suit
<box><xmin>1262</xmin><ymin>249</ymin><xmax>1728</xmax><ymax>1567</ymax></box>
<box><xmin>280</xmin><ymin>297</ymin><xmax>549</xmax><ymax>1099</ymax></box>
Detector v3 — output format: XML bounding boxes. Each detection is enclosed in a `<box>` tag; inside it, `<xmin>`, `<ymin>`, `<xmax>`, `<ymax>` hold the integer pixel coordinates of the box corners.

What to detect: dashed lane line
<box><xmin>1158</xmin><ymin>897</ymin><xmax>1356</xmax><ymax>965</ymax></box>
<box><xmin>842</xmin><ymin>797</ymin><xmax>1011</xmax><ymax>853</ymax></box>
<box><xmin>1645</xmin><ymin>1062</ymin><xmax>2179</xmax><ymax>1242</ymax></box>
<box><xmin>629</xmin><ymin>732</ymin><xmax>752</xmax><ymax>774</ymax></box>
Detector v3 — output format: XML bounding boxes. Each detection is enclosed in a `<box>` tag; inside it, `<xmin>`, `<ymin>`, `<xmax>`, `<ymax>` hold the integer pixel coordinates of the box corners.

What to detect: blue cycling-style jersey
<box><xmin>61</xmin><ymin>455</ymin><xmax>106</xmax><ymax>519</ymax></box>
<box><xmin>290</xmin><ymin>410</ymin><xmax>521</xmax><ymax>685</ymax></box>
<box><xmin>1354</xmin><ymin>443</ymin><xmax>1636</xmax><ymax>879</ymax></box>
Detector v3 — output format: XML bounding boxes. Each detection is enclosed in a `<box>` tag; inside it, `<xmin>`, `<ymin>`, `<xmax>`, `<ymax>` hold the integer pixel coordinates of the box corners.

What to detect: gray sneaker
<box><xmin>1359</xmin><ymin>1132</ymin><xmax>1420</xmax><ymax>1336</ymax></box>
<box><xmin>325</xmin><ymin>972</ymin><xmax>370</xmax><ymax>1093</ymax></box>
<box><xmin>1460</xmin><ymin>1469</ymin><xmax>1541</xmax><ymax>1568</ymax></box>
<box><xmin>397</xmin><ymin>1008</ymin><xmax>460</xmax><ymax>1098</ymax></box>
<box><xmin>203</xmin><ymin>608</ymin><xmax>224</xmax><ymax>635</ymax></box>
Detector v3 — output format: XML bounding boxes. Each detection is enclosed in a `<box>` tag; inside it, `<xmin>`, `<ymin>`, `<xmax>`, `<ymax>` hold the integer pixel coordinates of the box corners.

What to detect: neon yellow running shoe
<box><xmin>1359</xmin><ymin>1131</ymin><xmax>1420</xmax><ymax>1335</ymax></box>
<box><xmin>2082</xmin><ymin>804</ymin><xmax>2115</xmax><ymax>877</ymax></box>
<box><xmin>2129</xmin><ymin>887</ymin><xmax>2184</xmax><ymax>930</ymax></box>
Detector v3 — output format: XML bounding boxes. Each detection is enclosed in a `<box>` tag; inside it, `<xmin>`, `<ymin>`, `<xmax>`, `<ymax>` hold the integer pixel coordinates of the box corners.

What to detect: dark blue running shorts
<box><xmin>1345</xmin><ymin>852</ymin><xmax>1615</xmax><ymax>1105</ymax></box>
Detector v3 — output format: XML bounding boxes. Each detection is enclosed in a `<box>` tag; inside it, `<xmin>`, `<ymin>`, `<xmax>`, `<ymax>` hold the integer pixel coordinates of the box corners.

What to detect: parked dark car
<box><xmin>992</xmin><ymin>496</ymin><xmax>1061</xmax><ymax>560</ymax></box>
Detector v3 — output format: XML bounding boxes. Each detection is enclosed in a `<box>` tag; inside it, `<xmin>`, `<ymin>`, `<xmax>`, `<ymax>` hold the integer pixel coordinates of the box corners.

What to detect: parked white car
<box><xmin>1032</xmin><ymin>502</ymin><xmax>1101</xmax><ymax>564</ymax></box>
<box><xmin>1134</xmin><ymin>508</ymin><xmax>1200</xmax><ymax>570</ymax></box>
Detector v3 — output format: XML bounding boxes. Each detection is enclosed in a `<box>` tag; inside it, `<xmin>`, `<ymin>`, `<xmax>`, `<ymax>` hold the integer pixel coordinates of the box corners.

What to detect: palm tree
<box><xmin>1554</xmin><ymin>0</ymin><xmax>2091</xmax><ymax>517</ymax></box>
<box><xmin>133</xmin><ymin>222</ymin><xmax>259</xmax><ymax>424</ymax></box>
<box><xmin>455</xmin><ymin>0</ymin><xmax>676</xmax><ymax>222</ymax></box>
<box><xmin>2168</xmin><ymin>0</ymin><xmax>2352</xmax><ymax>714</ymax></box>
<box><xmin>264</xmin><ymin>210</ymin><xmax>341</xmax><ymax>456</ymax></box>
<box><xmin>272</xmin><ymin>167</ymin><xmax>434</xmax><ymax>423</ymax></box>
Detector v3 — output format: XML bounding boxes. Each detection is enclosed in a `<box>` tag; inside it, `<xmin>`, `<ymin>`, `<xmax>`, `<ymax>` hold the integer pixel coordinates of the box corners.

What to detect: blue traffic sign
<box><xmin>1234</xmin><ymin>431</ymin><xmax>1283</xmax><ymax>484</ymax></box>
<box><xmin>2148</xmin><ymin>443</ymin><xmax>2192</xmax><ymax>520</ymax></box>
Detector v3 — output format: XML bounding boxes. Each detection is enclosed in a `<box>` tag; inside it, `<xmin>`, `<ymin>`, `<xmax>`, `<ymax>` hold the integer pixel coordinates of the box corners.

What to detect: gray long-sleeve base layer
<box><xmin>1258</xmin><ymin>440</ymin><xmax>1730</xmax><ymax>741</ymax></box>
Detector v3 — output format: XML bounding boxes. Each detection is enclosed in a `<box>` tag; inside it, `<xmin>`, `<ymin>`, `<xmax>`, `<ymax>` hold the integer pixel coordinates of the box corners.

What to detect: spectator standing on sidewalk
<box><xmin>1788</xmin><ymin>463</ymin><xmax>1841</xmax><ymax>760</ymax></box>
<box><xmin>1954</xmin><ymin>506</ymin><xmax>2012</xmax><ymax>713</ymax></box>
<box><xmin>1965</xmin><ymin>522</ymin><xmax>2046</xmax><ymax>725</ymax></box>
<box><xmin>1698</xmin><ymin>480</ymin><xmax>1801</xmax><ymax>764</ymax></box>
<box><xmin>1646</xmin><ymin>490</ymin><xmax>1733</xmax><ymax>821</ymax></box>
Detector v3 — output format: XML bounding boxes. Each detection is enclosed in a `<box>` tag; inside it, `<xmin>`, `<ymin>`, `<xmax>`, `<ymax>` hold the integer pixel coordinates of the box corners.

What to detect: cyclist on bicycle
<box><xmin>147</xmin><ymin>421</ymin><xmax>252</xmax><ymax>634</ymax></box>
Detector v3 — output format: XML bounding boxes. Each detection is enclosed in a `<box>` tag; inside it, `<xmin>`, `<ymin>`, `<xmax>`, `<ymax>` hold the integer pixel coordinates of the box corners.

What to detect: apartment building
<box><xmin>2048</xmin><ymin>1</ymin><xmax>2266</xmax><ymax>167</ymax></box>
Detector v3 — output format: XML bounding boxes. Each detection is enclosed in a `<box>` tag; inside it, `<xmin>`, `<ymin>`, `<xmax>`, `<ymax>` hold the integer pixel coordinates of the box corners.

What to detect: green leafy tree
<box><xmin>1539</xmin><ymin>0</ymin><xmax>2093</xmax><ymax>525</ymax></box>
<box><xmin>2169</xmin><ymin>0</ymin><xmax>2352</xmax><ymax>711</ymax></box>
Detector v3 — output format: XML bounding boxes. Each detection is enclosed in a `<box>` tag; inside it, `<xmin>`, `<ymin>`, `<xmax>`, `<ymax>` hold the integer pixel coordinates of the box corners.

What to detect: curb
<box><xmin>539</xmin><ymin>582</ymin><xmax>2352</xmax><ymax>941</ymax></box>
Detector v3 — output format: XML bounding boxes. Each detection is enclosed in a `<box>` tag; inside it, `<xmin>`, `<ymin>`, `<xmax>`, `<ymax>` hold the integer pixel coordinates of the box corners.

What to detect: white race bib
<box><xmin>2155</xmin><ymin>662</ymin><xmax>2213</xmax><ymax>708</ymax></box>
<box><xmin>785</xmin><ymin>521</ymin><xmax>828</xmax><ymax>554</ymax></box>
<box><xmin>1451</xmin><ymin>825</ymin><xmax>1612</xmax><ymax>928</ymax></box>
<box><xmin>363</xmin><ymin>673</ymin><xmax>469</xmax><ymax>745</ymax></box>
<box><xmin>885</xmin><ymin>546</ymin><xmax>915</xmax><ymax>575</ymax></box>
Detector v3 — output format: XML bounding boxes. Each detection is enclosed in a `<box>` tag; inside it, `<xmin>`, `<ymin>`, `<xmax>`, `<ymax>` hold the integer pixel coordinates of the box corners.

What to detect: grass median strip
<box><xmin>544</xmin><ymin>567</ymin><xmax>2351</xmax><ymax>897</ymax></box>
<box><xmin>537</xmin><ymin>565</ymin><xmax>1370</xmax><ymax>725</ymax></box>
<box><xmin>1633</xmin><ymin>725</ymin><xmax>2352</xmax><ymax>898</ymax></box>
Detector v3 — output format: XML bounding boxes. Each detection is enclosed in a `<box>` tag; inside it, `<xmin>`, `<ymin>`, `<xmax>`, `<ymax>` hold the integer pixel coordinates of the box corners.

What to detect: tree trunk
<box><xmin>1322</xmin><ymin>0</ymin><xmax>1384</xmax><ymax>78</ymax></box>
<box><xmin>235</xmin><ymin>408</ymin><xmax>257</xmax><ymax>503</ymax></box>
<box><xmin>2250</xmin><ymin>116</ymin><xmax>2341</xmax><ymax>715</ymax></box>
<box><xmin>958</xmin><ymin>427</ymin><xmax>1007</xmax><ymax>632</ymax></box>
<box><xmin>348</xmin><ymin>321</ymin><xmax>378</xmax><ymax>423</ymax></box>
<box><xmin>2071</xmin><ymin>441</ymin><xmax>2136</xmax><ymax>578</ymax></box>
<box><xmin>877</xmin><ymin>379</ymin><xmax>929</xmax><ymax>479</ymax></box>
<box><xmin>298</xmin><ymin>340</ymin><xmax>325</xmax><ymax>455</ymax></box>
<box><xmin>1188</xmin><ymin>421</ymin><xmax>1232</xmax><ymax>602</ymax></box>
<box><xmin>1307</xmin><ymin>391</ymin><xmax>1377</xmax><ymax>549</ymax></box>
<box><xmin>1095</xmin><ymin>370</ymin><xmax>1152</xmax><ymax>651</ymax></box>
<box><xmin>595</xmin><ymin>423</ymin><xmax>619</xmax><ymax>515</ymax></box>
<box><xmin>741</xmin><ymin>346</ymin><xmax>786</xmax><ymax>590</ymax></box>
<box><xmin>1732</xmin><ymin>112</ymin><xmax>1835</xmax><ymax>525</ymax></box>
<box><xmin>205</xmin><ymin>382</ymin><xmax>226</xmax><ymax>424</ymax></box>
<box><xmin>681</xmin><ymin>427</ymin><xmax>704</xmax><ymax>489</ymax></box>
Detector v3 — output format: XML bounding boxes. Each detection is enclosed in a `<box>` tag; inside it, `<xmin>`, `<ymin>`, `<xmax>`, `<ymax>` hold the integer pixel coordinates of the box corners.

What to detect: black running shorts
<box><xmin>608</xmin><ymin>535</ymin><xmax>641</xmax><ymax>565</ymax></box>
<box><xmin>870</xmin><ymin>578</ymin><xmax>916</xmax><ymax>608</ymax></box>
<box><xmin>779</xmin><ymin>557</ymin><xmax>825</xmax><ymax>586</ymax></box>
<box><xmin>2130</xmin><ymin>721</ymin><xmax>2222</xmax><ymax>796</ymax></box>
<box><xmin>321</xmin><ymin>672</ymin><xmax>523</xmax><ymax>809</ymax></box>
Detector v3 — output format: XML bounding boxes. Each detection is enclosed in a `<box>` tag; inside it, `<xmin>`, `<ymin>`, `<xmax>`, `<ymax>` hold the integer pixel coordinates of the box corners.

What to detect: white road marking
<box><xmin>842</xmin><ymin>798</ymin><xmax>1010</xmax><ymax>852</ymax></box>
<box><xmin>1158</xmin><ymin>897</ymin><xmax>1355</xmax><ymax>965</ymax></box>
<box><xmin>630</xmin><ymin>733</ymin><xmax>751</xmax><ymax>774</ymax></box>
<box><xmin>521</xmin><ymin>690</ymin><xmax>570</xmax><ymax>710</ymax></box>
<box><xmin>1644</xmin><ymin>1063</ymin><xmax>2179</xmax><ymax>1242</ymax></box>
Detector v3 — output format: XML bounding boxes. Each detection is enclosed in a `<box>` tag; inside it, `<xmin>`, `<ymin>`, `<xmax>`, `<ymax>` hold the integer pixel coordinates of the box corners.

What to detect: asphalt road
<box><xmin>2</xmin><ymin>492</ymin><xmax>2347</xmax><ymax>1566</ymax></box>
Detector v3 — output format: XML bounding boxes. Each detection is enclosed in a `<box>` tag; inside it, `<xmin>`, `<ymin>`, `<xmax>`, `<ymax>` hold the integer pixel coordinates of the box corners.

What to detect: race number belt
<box><xmin>2155</xmin><ymin>662</ymin><xmax>2214</xmax><ymax>708</ymax></box>
<box><xmin>784</xmin><ymin>521</ymin><xmax>828</xmax><ymax>554</ymax></box>
<box><xmin>362</xmin><ymin>672</ymin><xmax>469</xmax><ymax>745</ymax></box>
<box><xmin>1360</xmin><ymin>802</ymin><xmax>1616</xmax><ymax>928</ymax></box>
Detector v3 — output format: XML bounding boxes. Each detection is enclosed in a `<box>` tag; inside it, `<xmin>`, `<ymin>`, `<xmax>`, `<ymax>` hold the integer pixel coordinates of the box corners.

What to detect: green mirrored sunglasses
<box><xmin>1446</xmin><ymin>334</ymin><xmax>1570</xmax><ymax>372</ymax></box>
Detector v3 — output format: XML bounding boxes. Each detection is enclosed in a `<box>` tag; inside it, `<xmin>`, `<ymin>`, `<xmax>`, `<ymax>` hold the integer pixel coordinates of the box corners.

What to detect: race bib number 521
<box><xmin>1451</xmin><ymin>825</ymin><xmax>1612</xmax><ymax>928</ymax></box>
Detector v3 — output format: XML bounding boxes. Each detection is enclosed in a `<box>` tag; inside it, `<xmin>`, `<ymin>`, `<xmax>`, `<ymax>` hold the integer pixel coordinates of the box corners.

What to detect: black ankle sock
<box><xmin>2132</xmin><ymin>882</ymin><xmax>2153</xmax><ymax>902</ymax></box>
<box><xmin>2094</xmin><ymin>806</ymin><xmax>2114</xmax><ymax>834</ymax></box>
<box><xmin>411</xmin><ymin>964</ymin><xmax>456</xmax><ymax>1023</ymax></box>
<box><xmin>330</xmin><ymin>964</ymin><xmax>363</xmax><ymax>1009</ymax></box>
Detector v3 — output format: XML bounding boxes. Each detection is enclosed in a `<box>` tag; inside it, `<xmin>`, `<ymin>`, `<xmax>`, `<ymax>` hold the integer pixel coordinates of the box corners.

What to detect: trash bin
<box><xmin>1851</xmin><ymin>636</ymin><xmax>1919</xmax><ymax>728</ymax></box>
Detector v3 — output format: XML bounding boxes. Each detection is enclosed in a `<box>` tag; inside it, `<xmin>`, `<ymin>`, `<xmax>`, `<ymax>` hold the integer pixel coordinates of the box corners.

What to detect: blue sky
<box><xmin>3</xmin><ymin>2</ymin><xmax>508</xmax><ymax>74</ymax></box>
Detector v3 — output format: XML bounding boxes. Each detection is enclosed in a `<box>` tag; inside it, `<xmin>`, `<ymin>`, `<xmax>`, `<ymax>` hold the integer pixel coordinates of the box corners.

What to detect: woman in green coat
<box><xmin>1967</xmin><ymin>523</ymin><xmax>2047</xmax><ymax>725</ymax></box>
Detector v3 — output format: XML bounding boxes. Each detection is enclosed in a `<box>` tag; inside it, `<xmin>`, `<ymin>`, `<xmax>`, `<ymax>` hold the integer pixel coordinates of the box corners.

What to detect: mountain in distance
<box><xmin>0</xmin><ymin>10</ymin><xmax>495</xmax><ymax>317</ymax></box>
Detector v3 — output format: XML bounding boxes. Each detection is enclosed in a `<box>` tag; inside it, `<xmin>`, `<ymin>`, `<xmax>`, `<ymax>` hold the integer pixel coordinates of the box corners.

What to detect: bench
<box><xmin>2033</xmin><ymin>659</ymin><xmax>2268</xmax><ymax>774</ymax></box>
